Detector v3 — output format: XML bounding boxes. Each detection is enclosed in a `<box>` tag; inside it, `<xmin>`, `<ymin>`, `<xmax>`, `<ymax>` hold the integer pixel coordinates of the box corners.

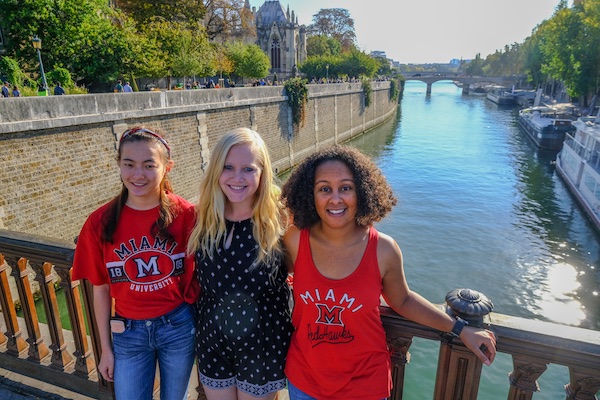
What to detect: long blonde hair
<box><xmin>186</xmin><ymin>128</ymin><xmax>284</xmax><ymax>268</ymax></box>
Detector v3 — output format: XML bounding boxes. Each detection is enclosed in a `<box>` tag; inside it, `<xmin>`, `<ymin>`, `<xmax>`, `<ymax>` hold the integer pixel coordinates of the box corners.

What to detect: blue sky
<box><xmin>251</xmin><ymin>0</ymin><xmax>567</xmax><ymax>64</ymax></box>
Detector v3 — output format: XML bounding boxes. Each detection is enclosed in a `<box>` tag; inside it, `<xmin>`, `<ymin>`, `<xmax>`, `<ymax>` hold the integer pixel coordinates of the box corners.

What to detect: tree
<box><xmin>465</xmin><ymin>53</ymin><xmax>484</xmax><ymax>76</ymax></box>
<box><xmin>308</xmin><ymin>8</ymin><xmax>356</xmax><ymax>52</ymax></box>
<box><xmin>299</xmin><ymin>55</ymin><xmax>341</xmax><ymax>81</ymax></box>
<box><xmin>203</xmin><ymin>0</ymin><xmax>255</xmax><ymax>42</ymax></box>
<box><xmin>225</xmin><ymin>41</ymin><xmax>270</xmax><ymax>82</ymax></box>
<box><xmin>141</xmin><ymin>20</ymin><xmax>215</xmax><ymax>88</ymax></box>
<box><xmin>306</xmin><ymin>35</ymin><xmax>342</xmax><ymax>57</ymax></box>
<box><xmin>373</xmin><ymin>55</ymin><xmax>393</xmax><ymax>77</ymax></box>
<box><xmin>339</xmin><ymin>50</ymin><xmax>379</xmax><ymax>79</ymax></box>
<box><xmin>0</xmin><ymin>0</ymin><xmax>137</xmax><ymax>88</ymax></box>
<box><xmin>522</xmin><ymin>26</ymin><xmax>548</xmax><ymax>88</ymax></box>
<box><xmin>213</xmin><ymin>44</ymin><xmax>235</xmax><ymax>82</ymax></box>
<box><xmin>115</xmin><ymin>0</ymin><xmax>206</xmax><ymax>26</ymax></box>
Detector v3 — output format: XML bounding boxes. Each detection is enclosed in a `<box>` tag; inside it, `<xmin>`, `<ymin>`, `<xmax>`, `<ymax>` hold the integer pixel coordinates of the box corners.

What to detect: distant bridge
<box><xmin>403</xmin><ymin>73</ymin><xmax>522</xmax><ymax>95</ymax></box>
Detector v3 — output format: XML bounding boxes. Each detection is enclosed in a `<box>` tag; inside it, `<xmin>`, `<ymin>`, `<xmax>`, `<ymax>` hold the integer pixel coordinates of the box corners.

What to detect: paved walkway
<box><xmin>0</xmin><ymin>367</ymin><xmax>290</xmax><ymax>400</ymax></box>
<box><xmin>0</xmin><ymin>367</ymin><xmax>94</xmax><ymax>399</ymax></box>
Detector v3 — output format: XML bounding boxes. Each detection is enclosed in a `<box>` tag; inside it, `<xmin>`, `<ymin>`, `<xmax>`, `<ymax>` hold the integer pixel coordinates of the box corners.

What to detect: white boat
<box><xmin>486</xmin><ymin>87</ymin><xmax>516</xmax><ymax>105</ymax></box>
<box><xmin>517</xmin><ymin>105</ymin><xmax>576</xmax><ymax>150</ymax></box>
<box><xmin>555</xmin><ymin>112</ymin><xmax>600</xmax><ymax>233</ymax></box>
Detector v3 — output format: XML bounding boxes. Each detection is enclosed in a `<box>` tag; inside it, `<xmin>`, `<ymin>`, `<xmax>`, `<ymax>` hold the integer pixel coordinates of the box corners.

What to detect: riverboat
<box><xmin>517</xmin><ymin>105</ymin><xmax>576</xmax><ymax>150</ymax></box>
<box><xmin>555</xmin><ymin>113</ymin><xmax>600</xmax><ymax>233</ymax></box>
<box><xmin>486</xmin><ymin>87</ymin><xmax>516</xmax><ymax>105</ymax></box>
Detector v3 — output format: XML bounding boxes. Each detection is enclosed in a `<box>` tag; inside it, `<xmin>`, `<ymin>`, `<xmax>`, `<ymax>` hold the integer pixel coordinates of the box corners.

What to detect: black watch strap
<box><xmin>450</xmin><ymin>316</ymin><xmax>468</xmax><ymax>337</ymax></box>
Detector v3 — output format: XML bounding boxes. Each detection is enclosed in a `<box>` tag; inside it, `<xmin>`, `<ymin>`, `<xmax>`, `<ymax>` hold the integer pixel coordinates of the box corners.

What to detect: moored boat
<box><xmin>517</xmin><ymin>105</ymin><xmax>576</xmax><ymax>150</ymax></box>
<box><xmin>555</xmin><ymin>113</ymin><xmax>600</xmax><ymax>233</ymax></box>
<box><xmin>486</xmin><ymin>87</ymin><xmax>516</xmax><ymax>105</ymax></box>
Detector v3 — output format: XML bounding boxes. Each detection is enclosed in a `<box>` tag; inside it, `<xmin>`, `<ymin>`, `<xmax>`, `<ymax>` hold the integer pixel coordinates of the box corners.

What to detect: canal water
<box><xmin>345</xmin><ymin>80</ymin><xmax>600</xmax><ymax>398</ymax></box>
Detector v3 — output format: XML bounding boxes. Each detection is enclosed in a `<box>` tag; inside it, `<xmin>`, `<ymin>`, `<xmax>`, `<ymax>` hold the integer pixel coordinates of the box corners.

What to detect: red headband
<box><xmin>120</xmin><ymin>128</ymin><xmax>171</xmax><ymax>157</ymax></box>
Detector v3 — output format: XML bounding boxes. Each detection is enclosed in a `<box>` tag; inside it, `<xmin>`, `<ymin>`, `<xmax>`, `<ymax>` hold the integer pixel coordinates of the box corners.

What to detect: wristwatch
<box><xmin>450</xmin><ymin>316</ymin><xmax>468</xmax><ymax>337</ymax></box>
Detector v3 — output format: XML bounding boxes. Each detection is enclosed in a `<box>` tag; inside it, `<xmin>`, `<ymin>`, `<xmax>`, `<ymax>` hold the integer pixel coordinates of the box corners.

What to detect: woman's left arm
<box><xmin>378</xmin><ymin>232</ymin><xmax>496</xmax><ymax>366</ymax></box>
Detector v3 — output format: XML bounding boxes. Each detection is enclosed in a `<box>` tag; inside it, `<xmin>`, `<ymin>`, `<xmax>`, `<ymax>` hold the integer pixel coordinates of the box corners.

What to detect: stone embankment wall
<box><xmin>0</xmin><ymin>82</ymin><xmax>397</xmax><ymax>241</ymax></box>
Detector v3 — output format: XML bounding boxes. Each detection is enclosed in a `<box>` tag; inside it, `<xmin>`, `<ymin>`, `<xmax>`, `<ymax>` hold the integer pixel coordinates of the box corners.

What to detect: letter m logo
<box><xmin>315</xmin><ymin>303</ymin><xmax>344</xmax><ymax>326</ymax></box>
<box><xmin>133</xmin><ymin>256</ymin><xmax>161</xmax><ymax>278</ymax></box>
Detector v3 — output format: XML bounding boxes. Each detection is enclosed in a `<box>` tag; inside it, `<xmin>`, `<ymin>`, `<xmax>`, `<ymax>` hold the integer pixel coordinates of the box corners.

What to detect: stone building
<box><xmin>253</xmin><ymin>0</ymin><xmax>307</xmax><ymax>80</ymax></box>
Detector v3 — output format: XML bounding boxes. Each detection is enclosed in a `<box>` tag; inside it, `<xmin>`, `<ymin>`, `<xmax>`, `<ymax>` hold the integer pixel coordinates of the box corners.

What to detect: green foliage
<box><xmin>373</xmin><ymin>56</ymin><xmax>393</xmax><ymax>77</ymax></box>
<box><xmin>309</xmin><ymin>8</ymin><xmax>357</xmax><ymax>52</ymax></box>
<box><xmin>340</xmin><ymin>50</ymin><xmax>379</xmax><ymax>79</ymax></box>
<box><xmin>141</xmin><ymin>19</ymin><xmax>216</xmax><ymax>81</ymax></box>
<box><xmin>0</xmin><ymin>56</ymin><xmax>27</xmax><ymax>86</ymax></box>
<box><xmin>0</xmin><ymin>0</ymin><xmax>135</xmax><ymax>86</ymax></box>
<box><xmin>299</xmin><ymin>55</ymin><xmax>341</xmax><ymax>81</ymax></box>
<box><xmin>465</xmin><ymin>53</ymin><xmax>484</xmax><ymax>76</ymax></box>
<box><xmin>307</xmin><ymin>35</ymin><xmax>342</xmax><ymax>57</ymax></box>
<box><xmin>284</xmin><ymin>77</ymin><xmax>309</xmax><ymax>127</ymax></box>
<box><xmin>226</xmin><ymin>42</ymin><xmax>270</xmax><ymax>81</ymax></box>
<box><xmin>47</xmin><ymin>67</ymin><xmax>73</xmax><ymax>88</ymax></box>
<box><xmin>389</xmin><ymin>78</ymin><xmax>401</xmax><ymax>102</ymax></box>
<box><xmin>115</xmin><ymin>0</ymin><xmax>206</xmax><ymax>26</ymax></box>
<box><xmin>361</xmin><ymin>79</ymin><xmax>372</xmax><ymax>108</ymax></box>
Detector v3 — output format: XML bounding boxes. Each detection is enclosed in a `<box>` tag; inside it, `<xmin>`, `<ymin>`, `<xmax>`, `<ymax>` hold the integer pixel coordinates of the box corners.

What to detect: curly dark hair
<box><xmin>281</xmin><ymin>145</ymin><xmax>397</xmax><ymax>229</ymax></box>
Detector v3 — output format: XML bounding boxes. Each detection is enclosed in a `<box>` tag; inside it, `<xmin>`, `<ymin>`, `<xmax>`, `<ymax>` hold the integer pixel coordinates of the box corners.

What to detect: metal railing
<box><xmin>1</xmin><ymin>229</ymin><xmax>599</xmax><ymax>400</ymax></box>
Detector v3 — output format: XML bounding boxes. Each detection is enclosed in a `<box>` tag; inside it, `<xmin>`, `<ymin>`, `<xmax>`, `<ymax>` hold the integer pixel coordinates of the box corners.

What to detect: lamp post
<box><xmin>326</xmin><ymin>64</ymin><xmax>329</xmax><ymax>82</ymax></box>
<box><xmin>31</xmin><ymin>36</ymin><xmax>48</xmax><ymax>95</ymax></box>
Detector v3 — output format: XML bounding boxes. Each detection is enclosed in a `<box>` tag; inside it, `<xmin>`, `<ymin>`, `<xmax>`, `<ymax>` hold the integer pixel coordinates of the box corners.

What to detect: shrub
<box><xmin>284</xmin><ymin>77</ymin><xmax>309</xmax><ymax>128</ymax></box>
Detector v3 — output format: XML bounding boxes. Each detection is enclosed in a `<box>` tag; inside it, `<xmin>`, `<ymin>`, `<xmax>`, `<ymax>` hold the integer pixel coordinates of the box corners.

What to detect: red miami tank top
<box><xmin>285</xmin><ymin>227</ymin><xmax>392</xmax><ymax>400</ymax></box>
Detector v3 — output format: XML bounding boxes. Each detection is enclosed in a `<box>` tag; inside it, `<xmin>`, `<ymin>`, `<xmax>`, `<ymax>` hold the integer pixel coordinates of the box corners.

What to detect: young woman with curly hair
<box><xmin>281</xmin><ymin>145</ymin><xmax>496</xmax><ymax>400</ymax></box>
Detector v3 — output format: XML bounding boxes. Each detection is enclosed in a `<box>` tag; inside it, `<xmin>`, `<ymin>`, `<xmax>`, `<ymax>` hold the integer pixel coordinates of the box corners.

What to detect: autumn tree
<box><xmin>204</xmin><ymin>0</ymin><xmax>256</xmax><ymax>42</ymax></box>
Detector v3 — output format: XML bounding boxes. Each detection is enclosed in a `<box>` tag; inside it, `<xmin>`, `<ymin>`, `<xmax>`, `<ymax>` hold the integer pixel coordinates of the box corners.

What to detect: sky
<box><xmin>250</xmin><ymin>0</ymin><xmax>568</xmax><ymax>64</ymax></box>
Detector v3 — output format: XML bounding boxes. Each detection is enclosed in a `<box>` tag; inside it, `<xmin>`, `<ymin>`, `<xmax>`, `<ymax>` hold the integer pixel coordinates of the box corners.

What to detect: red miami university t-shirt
<box><xmin>72</xmin><ymin>193</ymin><xmax>199</xmax><ymax>320</ymax></box>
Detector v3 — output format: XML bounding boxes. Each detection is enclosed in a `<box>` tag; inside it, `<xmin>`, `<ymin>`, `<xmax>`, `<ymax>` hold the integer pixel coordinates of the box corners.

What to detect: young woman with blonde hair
<box><xmin>187</xmin><ymin>127</ymin><xmax>292</xmax><ymax>400</ymax></box>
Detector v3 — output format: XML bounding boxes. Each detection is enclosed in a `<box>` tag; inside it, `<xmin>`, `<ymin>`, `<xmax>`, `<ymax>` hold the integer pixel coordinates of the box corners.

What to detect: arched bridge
<box><xmin>403</xmin><ymin>73</ymin><xmax>521</xmax><ymax>95</ymax></box>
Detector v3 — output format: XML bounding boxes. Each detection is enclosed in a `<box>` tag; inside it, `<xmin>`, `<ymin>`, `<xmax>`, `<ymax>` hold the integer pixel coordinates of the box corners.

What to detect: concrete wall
<box><xmin>0</xmin><ymin>82</ymin><xmax>398</xmax><ymax>241</ymax></box>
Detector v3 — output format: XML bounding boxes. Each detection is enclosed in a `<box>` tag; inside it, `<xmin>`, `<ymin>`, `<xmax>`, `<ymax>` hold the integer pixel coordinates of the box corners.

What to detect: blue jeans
<box><xmin>287</xmin><ymin>381</ymin><xmax>317</xmax><ymax>400</ymax></box>
<box><xmin>287</xmin><ymin>380</ymin><xmax>387</xmax><ymax>400</ymax></box>
<box><xmin>112</xmin><ymin>303</ymin><xmax>196</xmax><ymax>400</ymax></box>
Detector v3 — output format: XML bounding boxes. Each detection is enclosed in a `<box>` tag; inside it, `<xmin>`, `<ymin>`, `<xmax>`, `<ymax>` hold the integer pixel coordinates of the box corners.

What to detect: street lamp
<box><xmin>31</xmin><ymin>36</ymin><xmax>48</xmax><ymax>94</ymax></box>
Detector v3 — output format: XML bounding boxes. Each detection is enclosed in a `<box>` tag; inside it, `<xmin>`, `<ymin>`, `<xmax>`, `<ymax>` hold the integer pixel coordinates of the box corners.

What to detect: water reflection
<box><xmin>346</xmin><ymin>81</ymin><xmax>600</xmax><ymax>331</ymax></box>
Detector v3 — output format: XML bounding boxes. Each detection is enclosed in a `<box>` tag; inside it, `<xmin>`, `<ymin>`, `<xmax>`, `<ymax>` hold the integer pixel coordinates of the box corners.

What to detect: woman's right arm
<box><xmin>93</xmin><ymin>284</ymin><xmax>114</xmax><ymax>382</ymax></box>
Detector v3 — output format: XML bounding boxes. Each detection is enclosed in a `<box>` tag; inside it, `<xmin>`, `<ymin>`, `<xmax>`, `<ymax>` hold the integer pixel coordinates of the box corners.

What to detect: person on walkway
<box><xmin>280</xmin><ymin>145</ymin><xmax>497</xmax><ymax>400</ymax></box>
<box><xmin>12</xmin><ymin>85</ymin><xmax>21</xmax><ymax>97</ymax></box>
<box><xmin>54</xmin><ymin>82</ymin><xmax>66</xmax><ymax>95</ymax></box>
<box><xmin>72</xmin><ymin>126</ymin><xmax>199</xmax><ymax>400</ymax></box>
<box><xmin>123</xmin><ymin>81</ymin><xmax>133</xmax><ymax>92</ymax></box>
<box><xmin>1</xmin><ymin>81</ymin><xmax>10</xmax><ymax>97</ymax></box>
<box><xmin>114</xmin><ymin>80</ymin><xmax>123</xmax><ymax>92</ymax></box>
<box><xmin>186</xmin><ymin>127</ymin><xmax>292</xmax><ymax>400</ymax></box>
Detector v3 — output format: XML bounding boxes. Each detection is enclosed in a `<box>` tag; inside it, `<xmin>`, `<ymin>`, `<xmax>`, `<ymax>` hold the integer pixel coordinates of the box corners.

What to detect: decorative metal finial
<box><xmin>445</xmin><ymin>288</ymin><xmax>493</xmax><ymax>328</ymax></box>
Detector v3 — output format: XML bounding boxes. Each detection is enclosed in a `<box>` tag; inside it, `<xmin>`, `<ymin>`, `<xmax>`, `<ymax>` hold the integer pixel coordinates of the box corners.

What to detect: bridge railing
<box><xmin>0</xmin><ymin>228</ymin><xmax>599</xmax><ymax>400</ymax></box>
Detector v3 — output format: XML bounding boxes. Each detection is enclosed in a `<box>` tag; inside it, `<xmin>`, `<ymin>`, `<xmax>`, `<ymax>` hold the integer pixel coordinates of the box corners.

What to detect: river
<box><xmin>344</xmin><ymin>80</ymin><xmax>600</xmax><ymax>398</ymax></box>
